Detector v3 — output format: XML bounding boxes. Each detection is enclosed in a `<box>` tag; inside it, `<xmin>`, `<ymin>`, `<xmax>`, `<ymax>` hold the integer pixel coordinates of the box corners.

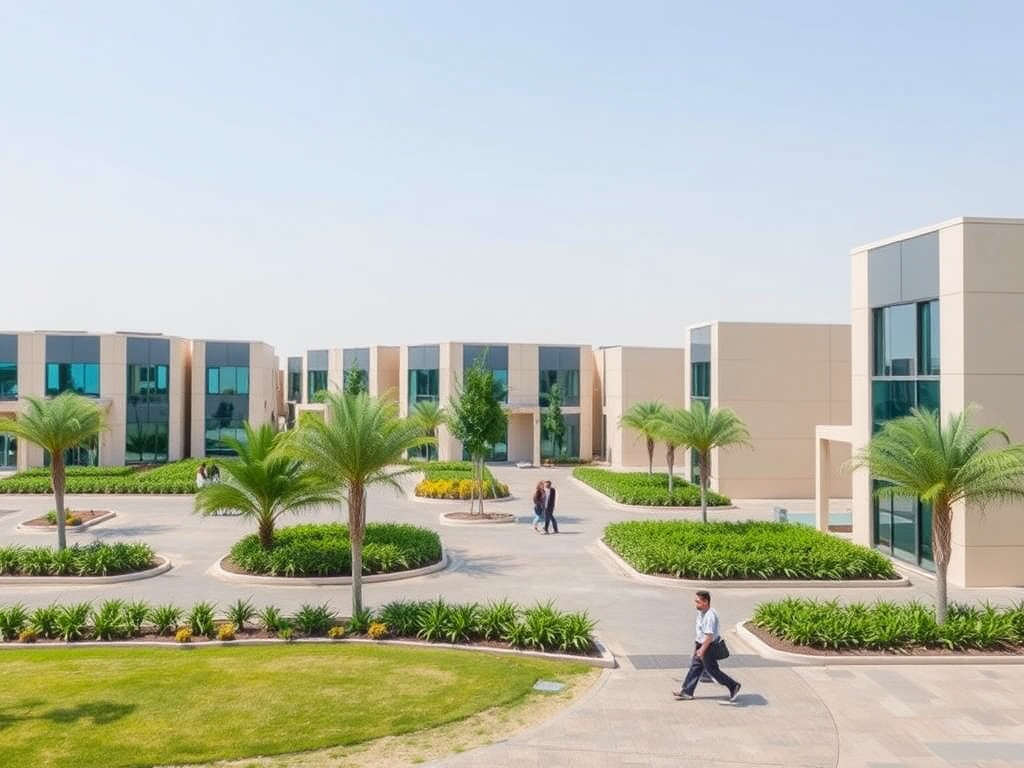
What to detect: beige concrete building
<box><xmin>596</xmin><ymin>346</ymin><xmax>686</xmax><ymax>469</ymax></box>
<box><xmin>0</xmin><ymin>331</ymin><xmax>191</xmax><ymax>470</ymax></box>
<box><xmin>818</xmin><ymin>217</ymin><xmax>1024</xmax><ymax>587</ymax></box>
<box><xmin>301</xmin><ymin>346</ymin><xmax>400</xmax><ymax>403</ymax></box>
<box><xmin>685</xmin><ymin>322</ymin><xmax>852</xmax><ymax>499</ymax></box>
<box><xmin>399</xmin><ymin>342</ymin><xmax>594</xmax><ymax>464</ymax></box>
<box><xmin>189</xmin><ymin>339</ymin><xmax>280</xmax><ymax>458</ymax></box>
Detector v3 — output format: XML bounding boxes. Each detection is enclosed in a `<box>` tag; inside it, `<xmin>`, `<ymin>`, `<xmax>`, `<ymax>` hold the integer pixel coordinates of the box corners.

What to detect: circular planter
<box><xmin>17</xmin><ymin>510</ymin><xmax>117</xmax><ymax>533</ymax></box>
<box><xmin>439</xmin><ymin>510</ymin><xmax>517</xmax><ymax>526</ymax></box>
<box><xmin>210</xmin><ymin>549</ymin><xmax>450</xmax><ymax>585</ymax></box>
<box><xmin>411</xmin><ymin>492</ymin><xmax>515</xmax><ymax>505</ymax></box>
<box><xmin>0</xmin><ymin>555</ymin><xmax>172</xmax><ymax>584</ymax></box>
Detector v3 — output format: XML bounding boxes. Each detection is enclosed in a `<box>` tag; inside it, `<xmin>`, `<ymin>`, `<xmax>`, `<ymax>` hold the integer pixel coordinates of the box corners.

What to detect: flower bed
<box><xmin>21</xmin><ymin>509</ymin><xmax>110</xmax><ymax>528</ymax></box>
<box><xmin>0</xmin><ymin>460</ymin><xmax>203</xmax><ymax>494</ymax></box>
<box><xmin>227</xmin><ymin>523</ymin><xmax>442</xmax><ymax>577</ymax></box>
<box><xmin>603</xmin><ymin>520</ymin><xmax>899</xmax><ymax>580</ymax></box>
<box><xmin>752</xmin><ymin>597</ymin><xmax>1024</xmax><ymax>653</ymax></box>
<box><xmin>0</xmin><ymin>542</ymin><xmax>156</xmax><ymax>577</ymax></box>
<box><xmin>0</xmin><ymin>596</ymin><xmax>599</xmax><ymax>655</ymax></box>
<box><xmin>415</xmin><ymin>461</ymin><xmax>510</xmax><ymax>499</ymax></box>
<box><xmin>573</xmin><ymin>467</ymin><xmax>730</xmax><ymax>506</ymax></box>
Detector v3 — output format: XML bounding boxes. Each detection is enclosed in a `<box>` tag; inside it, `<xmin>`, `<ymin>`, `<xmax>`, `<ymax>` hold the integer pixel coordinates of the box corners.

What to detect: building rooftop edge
<box><xmin>850</xmin><ymin>216</ymin><xmax>1024</xmax><ymax>254</ymax></box>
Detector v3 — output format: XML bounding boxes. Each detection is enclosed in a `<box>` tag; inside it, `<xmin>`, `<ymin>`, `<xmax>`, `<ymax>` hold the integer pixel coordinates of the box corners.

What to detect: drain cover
<box><xmin>533</xmin><ymin>680</ymin><xmax>566</xmax><ymax>693</ymax></box>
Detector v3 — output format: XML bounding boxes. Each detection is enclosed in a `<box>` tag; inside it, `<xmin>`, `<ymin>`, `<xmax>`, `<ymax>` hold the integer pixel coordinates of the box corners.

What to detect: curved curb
<box><xmin>439</xmin><ymin>511</ymin><xmax>517</xmax><ymax>526</ymax></box>
<box><xmin>736</xmin><ymin>621</ymin><xmax>1024</xmax><ymax>666</ymax></box>
<box><xmin>0</xmin><ymin>633</ymin><xmax>617</xmax><ymax>667</ymax></box>
<box><xmin>0</xmin><ymin>556</ymin><xmax>172</xmax><ymax>585</ymax></box>
<box><xmin>210</xmin><ymin>549</ymin><xmax>450</xmax><ymax>585</ymax></box>
<box><xmin>570</xmin><ymin>476</ymin><xmax>737</xmax><ymax>513</ymax></box>
<box><xmin>16</xmin><ymin>510</ymin><xmax>117</xmax><ymax>533</ymax></box>
<box><xmin>410</xmin><ymin>493</ymin><xmax>516</xmax><ymax>505</ymax></box>
<box><xmin>595</xmin><ymin>539</ymin><xmax>911</xmax><ymax>589</ymax></box>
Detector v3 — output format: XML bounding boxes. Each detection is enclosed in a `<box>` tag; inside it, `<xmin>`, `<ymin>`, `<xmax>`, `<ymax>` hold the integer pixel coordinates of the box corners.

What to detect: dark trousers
<box><xmin>544</xmin><ymin>508</ymin><xmax>558</xmax><ymax>533</ymax></box>
<box><xmin>681</xmin><ymin>642</ymin><xmax>738</xmax><ymax>695</ymax></box>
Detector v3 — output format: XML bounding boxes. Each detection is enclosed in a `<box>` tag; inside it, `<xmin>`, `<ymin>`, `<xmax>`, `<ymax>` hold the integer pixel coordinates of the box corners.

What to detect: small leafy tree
<box><xmin>651</xmin><ymin>408</ymin><xmax>688</xmax><ymax>493</ymax></box>
<box><xmin>411</xmin><ymin>400</ymin><xmax>445</xmax><ymax>461</ymax></box>
<box><xmin>344</xmin><ymin>362</ymin><xmax>367</xmax><ymax>396</ymax></box>
<box><xmin>543</xmin><ymin>383</ymin><xmax>567</xmax><ymax>459</ymax></box>
<box><xmin>849</xmin><ymin>406</ymin><xmax>1024</xmax><ymax>624</ymax></box>
<box><xmin>0</xmin><ymin>393</ymin><xmax>106</xmax><ymax>551</ymax></box>
<box><xmin>619</xmin><ymin>401</ymin><xmax>666</xmax><ymax>475</ymax></box>
<box><xmin>194</xmin><ymin>422</ymin><xmax>338</xmax><ymax>549</ymax></box>
<box><xmin>447</xmin><ymin>354</ymin><xmax>507</xmax><ymax>514</ymax></box>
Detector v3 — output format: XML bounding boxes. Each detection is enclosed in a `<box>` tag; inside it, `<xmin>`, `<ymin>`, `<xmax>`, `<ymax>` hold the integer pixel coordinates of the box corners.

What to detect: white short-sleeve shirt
<box><xmin>695</xmin><ymin>607</ymin><xmax>720</xmax><ymax>643</ymax></box>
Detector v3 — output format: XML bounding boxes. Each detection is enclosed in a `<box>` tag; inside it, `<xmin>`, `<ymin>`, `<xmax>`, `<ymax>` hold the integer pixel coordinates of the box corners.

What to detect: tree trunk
<box><xmin>699</xmin><ymin>453</ymin><xmax>709</xmax><ymax>524</ymax></box>
<box><xmin>667</xmin><ymin>445</ymin><xmax>675</xmax><ymax>493</ymax></box>
<box><xmin>646</xmin><ymin>438</ymin><xmax>654</xmax><ymax>476</ymax></box>
<box><xmin>53</xmin><ymin>453</ymin><xmax>67</xmax><ymax>552</ymax></box>
<box><xmin>258</xmin><ymin>515</ymin><xmax>274</xmax><ymax>550</ymax></box>
<box><xmin>477</xmin><ymin>456</ymin><xmax>487</xmax><ymax>516</ymax></box>
<box><xmin>349</xmin><ymin>484</ymin><xmax>365</xmax><ymax>616</ymax></box>
<box><xmin>933</xmin><ymin>500</ymin><xmax>952</xmax><ymax>625</ymax></box>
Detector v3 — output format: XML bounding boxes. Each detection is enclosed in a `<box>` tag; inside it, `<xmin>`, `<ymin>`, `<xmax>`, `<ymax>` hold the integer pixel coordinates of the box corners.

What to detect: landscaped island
<box><xmin>414</xmin><ymin>461</ymin><xmax>510</xmax><ymax>500</ymax></box>
<box><xmin>574</xmin><ymin>467</ymin><xmax>731</xmax><ymax>507</ymax></box>
<box><xmin>603</xmin><ymin>520</ymin><xmax>899</xmax><ymax>580</ymax></box>
<box><xmin>751</xmin><ymin>597</ymin><xmax>1024</xmax><ymax>653</ymax></box>
<box><xmin>0</xmin><ymin>541</ymin><xmax>157</xmax><ymax>577</ymax></box>
<box><xmin>0</xmin><ymin>460</ymin><xmax>204</xmax><ymax>494</ymax></box>
<box><xmin>226</xmin><ymin>522</ymin><xmax>442</xmax><ymax>577</ymax></box>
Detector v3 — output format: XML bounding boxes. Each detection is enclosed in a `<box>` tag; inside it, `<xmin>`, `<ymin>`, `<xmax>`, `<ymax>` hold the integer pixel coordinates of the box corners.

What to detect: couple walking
<box><xmin>531</xmin><ymin>480</ymin><xmax>558</xmax><ymax>534</ymax></box>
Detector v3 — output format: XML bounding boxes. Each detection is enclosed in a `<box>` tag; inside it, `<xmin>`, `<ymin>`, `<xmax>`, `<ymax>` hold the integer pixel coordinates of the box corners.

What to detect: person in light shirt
<box><xmin>673</xmin><ymin>590</ymin><xmax>741</xmax><ymax>702</ymax></box>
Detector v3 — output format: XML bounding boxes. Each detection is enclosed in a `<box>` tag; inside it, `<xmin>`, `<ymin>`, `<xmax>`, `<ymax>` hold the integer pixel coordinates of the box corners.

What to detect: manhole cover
<box><xmin>533</xmin><ymin>680</ymin><xmax>566</xmax><ymax>693</ymax></box>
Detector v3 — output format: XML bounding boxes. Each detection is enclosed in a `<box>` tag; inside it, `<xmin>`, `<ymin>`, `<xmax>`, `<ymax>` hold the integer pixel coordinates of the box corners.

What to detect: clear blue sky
<box><xmin>2</xmin><ymin>1</ymin><xmax>1022</xmax><ymax>357</ymax></box>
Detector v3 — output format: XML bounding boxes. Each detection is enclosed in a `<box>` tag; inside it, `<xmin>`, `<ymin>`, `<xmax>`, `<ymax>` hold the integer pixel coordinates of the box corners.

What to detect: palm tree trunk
<box><xmin>699</xmin><ymin>453</ymin><xmax>709</xmax><ymax>524</ymax></box>
<box><xmin>667</xmin><ymin>445</ymin><xmax>675</xmax><ymax>493</ymax></box>
<box><xmin>258</xmin><ymin>515</ymin><xmax>274</xmax><ymax>550</ymax></box>
<box><xmin>933</xmin><ymin>500</ymin><xmax>952</xmax><ymax>625</ymax></box>
<box><xmin>646</xmin><ymin>438</ymin><xmax>654</xmax><ymax>476</ymax></box>
<box><xmin>53</xmin><ymin>452</ymin><xmax>67</xmax><ymax>552</ymax></box>
<box><xmin>350</xmin><ymin>484</ymin><xmax>365</xmax><ymax>616</ymax></box>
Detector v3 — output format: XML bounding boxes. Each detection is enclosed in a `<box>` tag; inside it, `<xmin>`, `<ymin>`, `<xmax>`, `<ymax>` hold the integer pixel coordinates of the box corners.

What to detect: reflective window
<box><xmin>44</xmin><ymin>436</ymin><xmax>99</xmax><ymax>467</ymax></box>
<box><xmin>917</xmin><ymin>299</ymin><xmax>940</xmax><ymax>375</ymax></box>
<box><xmin>539</xmin><ymin>347</ymin><xmax>580</xmax><ymax>407</ymax></box>
<box><xmin>308</xmin><ymin>370</ymin><xmax>328</xmax><ymax>400</ymax></box>
<box><xmin>874</xmin><ymin>304</ymin><xmax>916</xmax><ymax>376</ymax></box>
<box><xmin>691</xmin><ymin>362</ymin><xmax>710</xmax><ymax>399</ymax></box>
<box><xmin>205</xmin><ymin>396</ymin><xmax>248</xmax><ymax>456</ymax></box>
<box><xmin>126</xmin><ymin>363</ymin><xmax>170</xmax><ymax>464</ymax></box>
<box><xmin>408</xmin><ymin>368</ymin><xmax>439</xmax><ymax>405</ymax></box>
<box><xmin>0</xmin><ymin>362</ymin><xmax>16</xmax><ymax>399</ymax></box>
<box><xmin>873</xmin><ymin>484</ymin><xmax>934</xmax><ymax>572</ymax></box>
<box><xmin>541</xmin><ymin>414</ymin><xmax>580</xmax><ymax>459</ymax></box>
<box><xmin>462</xmin><ymin>426</ymin><xmax>508</xmax><ymax>462</ymax></box>
<box><xmin>207</xmin><ymin>366</ymin><xmax>250</xmax><ymax>395</ymax></box>
<box><xmin>45</xmin><ymin>363</ymin><xmax>100</xmax><ymax>397</ymax></box>
<box><xmin>0</xmin><ymin>434</ymin><xmax>15</xmax><ymax>468</ymax></box>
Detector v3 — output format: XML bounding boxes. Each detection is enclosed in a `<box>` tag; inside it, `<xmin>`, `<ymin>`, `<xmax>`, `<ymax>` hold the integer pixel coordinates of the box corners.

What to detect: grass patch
<box><xmin>0</xmin><ymin>644</ymin><xmax>591</xmax><ymax>768</ymax></box>
<box><xmin>229</xmin><ymin>523</ymin><xmax>442</xmax><ymax>577</ymax></box>
<box><xmin>415</xmin><ymin>461</ymin><xmax>509</xmax><ymax>500</ymax></box>
<box><xmin>0</xmin><ymin>459</ymin><xmax>204</xmax><ymax>495</ymax></box>
<box><xmin>753</xmin><ymin>597</ymin><xmax>1024</xmax><ymax>651</ymax></box>
<box><xmin>603</xmin><ymin>520</ymin><xmax>898</xmax><ymax>580</ymax></box>
<box><xmin>573</xmin><ymin>467</ymin><xmax>730</xmax><ymax>506</ymax></box>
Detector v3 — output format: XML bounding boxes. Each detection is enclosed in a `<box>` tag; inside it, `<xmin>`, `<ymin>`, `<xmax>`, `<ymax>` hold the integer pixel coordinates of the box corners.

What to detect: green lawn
<box><xmin>0</xmin><ymin>644</ymin><xmax>588</xmax><ymax>768</ymax></box>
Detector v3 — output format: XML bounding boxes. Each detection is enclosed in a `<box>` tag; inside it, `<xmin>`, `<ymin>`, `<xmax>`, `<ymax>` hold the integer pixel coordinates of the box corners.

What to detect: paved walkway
<box><xmin>2</xmin><ymin>468</ymin><xmax>1024</xmax><ymax>767</ymax></box>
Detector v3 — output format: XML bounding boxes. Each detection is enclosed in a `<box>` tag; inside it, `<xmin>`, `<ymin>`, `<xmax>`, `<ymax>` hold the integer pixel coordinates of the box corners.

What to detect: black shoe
<box><xmin>728</xmin><ymin>683</ymin><xmax>741</xmax><ymax>702</ymax></box>
<box><xmin>672</xmin><ymin>690</ymin><xmax>694</xmax><ymax>700</ymax></box>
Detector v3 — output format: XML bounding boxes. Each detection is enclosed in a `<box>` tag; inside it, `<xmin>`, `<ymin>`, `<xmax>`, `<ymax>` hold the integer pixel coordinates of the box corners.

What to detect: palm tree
<box><xmin>286</xmin><ymin>391</ymin><xmax>430</xmax><ymax>615</ymax></box>
<box><xmin>650</xmin><ymin>408</ymin><xmax>689</xmax><ymax>493</ymax></box>
<box><xmin>671</xmin><ymin>401</ymin><xmax>750</xmax><ymax>522</ymax></box>
<box><xmin>410</xmin><ymin>400</ymin><xmax>446</xmax><ymax>461</ymax></box>
<box><xmin>194</xmin><ymin>422</ymin><xmax>338</xmax><ymax>549</ymax></box>
<box><xmin>0</xmin><ymin>393</ymin><xmax>106</xmax><ymax>551</ymax></box>
<box><xmin>849</xmin><ymin>406</ymin><xmax>1024</xmax><ymax>624</ymax></box>
<box><xmin>619</xmin><ymin>401</ymin><xmax>666</xmax><ymax>476</ymax></box>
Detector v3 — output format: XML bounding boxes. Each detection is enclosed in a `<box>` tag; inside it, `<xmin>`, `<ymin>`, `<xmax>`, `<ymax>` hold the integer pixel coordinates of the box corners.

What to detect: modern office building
<box><xmin>595</xmin><ymin>346</ymin><xmax>686</xmax><ymax>469</ymax></box>
<box><xmin>399</xmin><ymin>342</ymin><xmax>595</xmax><ymax>464</ymax></box>
<box><xmin>190</xmin><ymin>339</ymin><xmax>280</xmax><ymax>458</ymax></box>
<box><xmin>683</xmin><ymin>322</ymin><xmax>852</xmax><ymax>499</ymax></box>
<box><xmin>817</xmin><ymin>217</ymin><xmax>1024</xmax><ymax>587</ymax></box>
<box><xmin>0</xmin><ymin>331</ymin><xmax>191</xmax><ymax>470</ymax></box>
<box><xmin>300</xmin><ymin>346</ymin><xmax>400</xmax><ymax>403</ymax></box>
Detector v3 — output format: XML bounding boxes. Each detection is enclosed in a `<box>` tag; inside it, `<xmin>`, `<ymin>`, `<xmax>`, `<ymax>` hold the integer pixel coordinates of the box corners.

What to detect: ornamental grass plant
<box><xmin>574</xmin><ymin>467</ymin><xmax>730</xmax><ymax>507</ymax></box>
<box><xmin>0</xmin><ymin>542</ymin><xmax>156</xmax><ymax>577</ymax></box>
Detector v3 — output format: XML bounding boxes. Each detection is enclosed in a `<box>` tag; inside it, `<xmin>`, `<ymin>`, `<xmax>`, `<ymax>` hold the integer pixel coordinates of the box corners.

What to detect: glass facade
<box><xmin>462</xmin><ymin>428</ymin><xmax>508</xmax><ymax>462</ymax></box>
<box><xmin>871</xmin><ymin>292</ymin><xmax>940</xmax><ymax>569</ymax></box>
<box><xmin>463</xmin><ymin>345</ymin><xmax>508</xmax><ymax>403</ymax></box>
<box><xmin>343</xmin><ymin>348</ymin><xmax>370</xmax><ymax>393</ymax></box>
<box><xmin>125</xmin><ymin>337</ymin><xmax>170</xmax><ymax>464</ymax></box>
<box><xmin>287</xmin><ymin>357</ymin><xmax>303</xmax><ymax>403</ymax></box>
<box><xmin>45</xmin><ymin>336</ymin><xmax>100</xmax><ymax>397</ymax></box>
<box><xmin>308</xmin><ymin>370</ymin><xmax>328</xmax><ymax>399</ymax></box>
<box><xmin>204</xmin><ymin>342</ymin><xmax>250</xmax><ymax>456</ymax></box>
<box><xmin>539</xmin><ymin>347</ymin><xmax>580</xmax><ymax>407</ymax></box>
<box><xmin>307</xmin><ymin>350</ymin><xmax>328</xmax><ymax>400</ymax></box>
<box><xmin>408</xmin><ymin>345</ymin><xmax>440</xmax><ymax>407</ymax></box>
<box><xmin>45</xmin><ymin>435</ymin><xmax>99</xmax><ymax>467</ymax></box>
<box><xmin>542</xmin><ymin>414</ymin><xmax>580</xmax><ymax>459</ymax></box>
<box><xmin>0</xmin><ymin>434</ymin><xmax>15</xmax><ymax>468</ymax></box>
<box><xmin>689</xmin><ymin>325</ymin><xmax>711</xmax><ymax>482</ymax></box>
<box><xmin>0</xmin><ymin>335</ymin><xmax>16</xmax><ymax>400</ymax></box>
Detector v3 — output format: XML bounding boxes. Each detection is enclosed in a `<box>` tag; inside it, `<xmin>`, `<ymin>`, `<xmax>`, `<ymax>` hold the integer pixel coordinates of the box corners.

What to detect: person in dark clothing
<box><xmin>543</xmin><ymin>479</ymin><xmax>559</xmax><ymax>534</ymax></box>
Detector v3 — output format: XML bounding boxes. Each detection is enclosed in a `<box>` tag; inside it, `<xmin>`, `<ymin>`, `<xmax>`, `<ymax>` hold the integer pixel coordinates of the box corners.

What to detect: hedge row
<box><xmin>573</xmin><ymin>467</ymin><xmax>731</xmax><ymax>507</ymax></box>
<box><xmin>0</xmin><ymin>459</ymin><xmax>205</xmax><ymax>495</ymax></box>
<box><xmin>0</xmin><ymin>542</ymin><xmax>156</xmax><ymax>577</ymax></box>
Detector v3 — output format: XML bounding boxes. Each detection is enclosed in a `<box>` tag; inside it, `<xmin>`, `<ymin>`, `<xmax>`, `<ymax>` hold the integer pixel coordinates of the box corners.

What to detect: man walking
<box><xmin>673</xmin><ymin>590</ymin><xmax>741</xmax><ymax>702</ymax></box>
<box><xmin>543</xmin><ymin>479</ymin><xmax>559</xmax><ymax>534</ymax></box>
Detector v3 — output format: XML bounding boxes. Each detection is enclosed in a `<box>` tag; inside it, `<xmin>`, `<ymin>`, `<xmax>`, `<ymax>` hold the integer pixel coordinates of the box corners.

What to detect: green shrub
<box><xmin>603</xmin><ymin>520</ymin><xmax>897</xmax><ymax>581</ymax></box>
<box><xmin>573</xmin><ymin>467</ymin><xmax>731</xmax><ymax>506</ymax></box>
<box><xmin>124</xmin><ymin>600</ymin><xmax>151</xmax><ymax>635</ymax></box>
<box><xmin>148</xmin><ymin>604</ymin><xmax>184</xmax><ymax>636</ymax></box>
<box><xmin>56</xmin><ymin>602</ymin><xmax>92</xmax><ymax>642</ymax></box>
<box><xmin>752</xmin><ymin>598</ymin><xmax>1024</xmax><ymax>652</ymax></box>
<box><xmin>346</xmin><ymin>607</ymin><xmax>374</xmax><ymax>635</ymax></box>
<box><xmin>45</xmin><ymin>510</ymin><xmax>83</xmax><ymax>526</ymax></box>
<box><xmin>29</xmin><ymin>603</ymin><xmax>62</xmax><ymax>639</ymax></box>
<box><xmin>293</xmin><ymin>603</ymin><xmax>337</xmax><ymax>637</ymax></box>
<box><xmin>0</xmin><ymin>459</ymin><xmax>203</xmax><ymax>495</ymax></box>
<box><xmin>415</xmin><ymin>462</ymin><xmax>510</xmax><ymax>499</ymax></box>
<box><xmin>229</xmin><ymin>523</ymin><xmax>442</xmax><ymax>578</ymax></box>
<box><xmin>187</xmin><ymin>602</ymin><xmax>217</xmax><ymax>638</ymax></box>
<box><xmin>0</xmin><ymin>604</ymin><xmax>29</xmax><ymax>641</ymax></box>
<box><xmin>225</xmin><ymin>598</ymin><xmax>257</xmax><ymax>632</ymax></box>
<box><xmin>478</xmin><ymin>599</ymin><xmax>520</xmax><ymax>641</ymax></box>
<box><xmin>92</xmin><ymin>599</ymin><xmax>131</xmax><ymax>641</ymax></box>
<box><xmin>0</xmin><ymin>543</ymin><xmax>154</xmax><ymax>577</ymax></box>
<box><xmin>258</xmin><ymin>605</ymin><xmax>288</xmax><ymax>633</ymax></box>
<box><xmin>378</xmin><ymin>600</ymin><xmax>428</xmax><ymax>638</ymax></box>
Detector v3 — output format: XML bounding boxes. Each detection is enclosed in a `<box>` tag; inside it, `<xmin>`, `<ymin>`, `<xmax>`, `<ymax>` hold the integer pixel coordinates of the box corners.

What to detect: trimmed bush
<box><xmin>0</xmin><ymin>542</ymin><xmax>156</xmax><ymax>577</ymax></box>
<box><xmin>0</xmin><ymin>459</ymin><xmax>204</xmax><ymax>495</ymax></box>
<box><xmin>753</xmin><ymin>597</ymin><xmax>1024</xmax><ymax>652</ymax></box>
<box><xmin>573</xmin><ymin>467</ymin><xmax>731</xmax><ymax>507</ymax></box>
<box><xmin>415</xmin><ymin>461</ymin><xmax>510</xmax><ymax>499</ymax></box>
<box><xmin>228</xmin><ymin>523</ymin><xmax>442</xmax><ymax>578</ymax></box>
<box><xmin>603</xmin><ymin>520</ymin><xmax>898</xmax><ymax>580</ymax></box>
